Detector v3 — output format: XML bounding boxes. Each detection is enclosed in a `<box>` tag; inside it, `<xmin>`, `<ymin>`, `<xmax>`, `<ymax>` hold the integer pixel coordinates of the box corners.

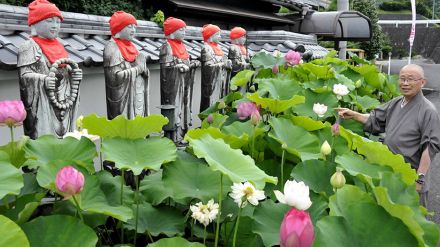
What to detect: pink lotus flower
<box><xmin>0</xmin><ymin>100</ymin><xmax>27</xmax><ymax>127</ymax></box>
<box><xmin>55</xmin><ymin>166</ymin><xmax>85</xmax><ymax>198</ymax></box>
<box><xmin>284</xmin><ymin>51</ymin><xmax>301</xmax><ymax>65</ymax></box>
<box><xmin>237</xmin><ymin>102</ymin><xmax>259</xmax><ymax>120</ymax></box>
<box><xmin>280</xmin><ymin>208</ymin><xmax>314</xmax><ymax>247</ymax></box>
<box><xmin>331</xmin><ymin>123</ymin><xmax>340</xmax><ymax>136</ymax></box>
<box><xmin>272</xmin><ymin>64</ymin><xmax>279</xmax><ymax>74</ymax></box>
<box><xmin>207</xmin><ymin>114</ymin><xmax>214</xmax><ymax>124</ymax></box>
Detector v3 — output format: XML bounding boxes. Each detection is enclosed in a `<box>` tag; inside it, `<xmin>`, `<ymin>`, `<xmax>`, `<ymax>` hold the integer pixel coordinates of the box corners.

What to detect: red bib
<box><xmin>207</xmin><ymin>42</ymin><xmax>224</xmax><ymax>56</ymax></box>
<box><xmin>32</xmin><ymin>36</ymin><xmax>68</xmax><ymax>64</ymax></box>
<box><xmin>167</xmin><ymin>39</ymin><xmax>189</xmax><ymax>59</ymax></box>
<box><xmin>237</xmin><ymin>44</ymin><xmax>247</xmax><ymax>55</ymax></box>
<box><xmin>113</xmin><ymin>38</ymin><xmax>139</xmax><ymax>62</ymax></box>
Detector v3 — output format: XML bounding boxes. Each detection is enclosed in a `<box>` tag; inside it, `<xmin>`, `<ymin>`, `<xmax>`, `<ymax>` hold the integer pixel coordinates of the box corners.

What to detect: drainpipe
<box><xmin>338</xmin><ymin>0</ymin><xmax>349</xmax><ymax>60</ymax></box>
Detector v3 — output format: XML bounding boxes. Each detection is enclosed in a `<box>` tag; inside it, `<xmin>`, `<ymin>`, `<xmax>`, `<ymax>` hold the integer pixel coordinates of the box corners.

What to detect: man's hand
<box><xmin>335</xmin><ymin>107</ymin><xmax>369</xmax><ymax>124</ymax></box>
<box><xmin>416</xmin><ymin>183</ymin><xmax>422</xmax><ymax>192</ymax></box>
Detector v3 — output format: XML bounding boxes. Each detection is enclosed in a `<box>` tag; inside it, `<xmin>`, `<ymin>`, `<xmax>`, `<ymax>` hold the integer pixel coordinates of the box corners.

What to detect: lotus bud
<box><xmin>218</xmin><ymin>101</ymin><xmax>226</xmax><ymax>110</ymax></box>
<box><xmin>207</xmin><ymin>114</ymin><xmax>214</xmax><ymax>124</ymax></box>
<box><xmin>76</xmin><ymin>115</ymin><xmax>84</xmax><ymax>130</ymax></box>
<box><xmin>282</xmin><ymin>143</ymin><xmax>288</xmax><ymax>150</ymax></box>
<box><xmin>231</xmin><ymin>85</ymin><xmax>238</xmax><ymax>91</ymax></box>
<box><xmin>320</xmin><ymin>140</ymin><xmax>331</xmax><ymax>156</ymax></box>
<box><xmin>272</xmin><ymin>64</ymin><xmax>279</xmax><ymax>74</ymax></box>
<box><xmin>0</xmin><ymin>100</ymin><xmax>27</xmax><ymax>127</ymax></box>
<box><xmin>355</xmin><ymin>80</ymin><xmax>362</xmax><ymax>88</ymax></box>
<box><xmin>250</xmin><ymin>111</ymin><xmax>261</xmax><ymax>125</ymax></box>
<box><xmin>249</xmin><ymin>85</ymin><xmax>256</xmax><ymax>92</ymax></box>
<box><xmin>330</xmin><ymin>168</ymin><xmax>346</xmax><ymax>189</ymax></box>
<box><xmin>55</xmin><ymin>166</ymin><xmax>85</xmax><ymax>199</ymax></box>
<box><xmin>331</xmin><ymin>123</ymin><xmax>340</xmax><ymax>136</ymax></box>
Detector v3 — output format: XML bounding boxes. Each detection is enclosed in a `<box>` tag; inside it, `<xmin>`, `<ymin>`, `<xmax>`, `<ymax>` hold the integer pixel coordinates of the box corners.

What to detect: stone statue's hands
<box><xmin>190</xmin><ymin>60</ymin><xmax>201</xmax><ymax>68</ymax></box>
<box><xmin>225</xmin><ymin>59</ymin><xmax>232</xmax><ymax>70</ymax></box>
<box><xmin>178</xmin><ymin>64</ymin><xmax>190</xmax><ymax>73</ymax></box>
<box><xmin>136</xmin><ymin>53</ymin><xmax>148</xmax><ymax>73</ymax></box>
<box><xmin>45</xmin><ymin>75</ymin><xmax>57</xmax><ymax>90</ymax></box>
<box><xmin>71</xmin><ymin>69</ymin><xmax>83</xmax><ymax>82</ymax></box>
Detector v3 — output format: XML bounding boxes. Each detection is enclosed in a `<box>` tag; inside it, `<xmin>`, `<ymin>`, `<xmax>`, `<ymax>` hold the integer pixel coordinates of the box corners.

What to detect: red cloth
<box><xmin>207</xmin><ymin>42</ymin><xmax>224</xmax><ymax>56</ymax></box>
<box><xmin>32</xmin><ymin>36</ymin><xmax>68</xmax><ymax>64</ymax></box>
<box><xmin>28</xmin><ymin>0</ymin><xmax>63</xmax><ymax>26</ymax></box>
<box><xmin>113</xmin><ymin>38</ymin><xmax>139</xmax><ymax>62</ymax></box>
<box><xmin>109</xmin><ymin>11</ymin><xmax>137</xmax><ymax>36</ymax></box>
<box><xmin>202</xmin><ymin>24</ymin><xmax>221</xmax><ymax>41</ymax></box>
<box><xmin>164</xmin><ymin>17</ymin><xmax>187</xmax><ymax>36</ymax></box>
<box><xmin>237</xmin><ymin>44</ymin><xmax>247</xmax><ymax>55</ymax></box>
<box><xmin>167</xmin><ymin>39</ymin><xmax>189</xmax><ymax>59</ymax></box>
<box><xmin>230</xmin><ymin>27</ymin><xmax>246</xmax><ymax>40</ymax></box>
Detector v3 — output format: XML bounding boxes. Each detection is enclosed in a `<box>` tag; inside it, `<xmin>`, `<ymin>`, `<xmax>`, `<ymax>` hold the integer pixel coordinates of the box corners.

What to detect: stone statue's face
<box><xmin>171</xmin><ymin>27</ymin><xmax>186</xmax><ymax>40</ymax></box>
<box><xmin>117</xmin><ymin>24</ymin><xmax>136</xmax><ymax>41</ymax></box>
<box><xmin>208</xmin><ymin>31</ymin><xmax>221</xmax><ymax>43</ymax></box>
<box><xmin>33</xmin><ymin>17</ymin><xmax>61</xmax><ymax>39</ymax></box>
<box><xmin>233</xmin><ymin>36</ymin><xmax>246</xmax><ymax>45</ymax></box>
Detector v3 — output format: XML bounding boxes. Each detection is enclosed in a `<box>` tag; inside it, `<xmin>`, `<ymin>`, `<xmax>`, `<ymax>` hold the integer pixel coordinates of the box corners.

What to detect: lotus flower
<box><xmin>190</xmin><ymin>199</ymin><xmax>219</xmax><ymax>226</ymax></box>
<box><xmin>207</xmin><ymin>114</ymin><xmax>214</xmax><ymax>124</ymax></box>
<box><xmin>285</xmin><ymin>50</ymin><xmax>301</xmax><ymax>65</ymax></box>
<box><xmin>229</xmin><ymin>181</ymin><xmax>265</xmax><ymax>207</ymax></box>
<box><xmin>237</xmin><ymin>102</ymin><xmax>259</xmax><ymax>120</ymax></box>
<box><xmin>333</xmin><ymin>84</ymin><xmax>349</xmax><ymax>97</ymax></box>
<box><xmin>280</xmin><ymin>208</ymin><xmax>314</xmax><ymax>247</ymax></box>
<box><xmin>55</xmin><ymin>166</ymin><xmax>85</xmax><ymax>198</ymax></box>
<box><xmin>274</xmin><ymin>180</ymin><xmax>312</xmax><ymax>210</ymax></box>
<box><xmin>312</xmin><ymin>103</ymin><xmax>327</xmax><ymax>118</ymax></box>
<box><xmin>0</xmin><ymin>100</ymin><xmax>27</xmax><ymax>127</ymax></box>
<box><xmin>330</xmin><ymin>168</ymin><xmax>346</xmax><ymax>189</ymax></box>
<box><xmin>63</xmin><ymin>129</ymin><xmax>100</xmax><ymax>142</ymax></box>
<box><xmin>320</xmin><ymin>140</ymin><xmax>331</xmax><ymax>156</ymax></box>
<box><xmin>272</xmin><ymin>64</ymin><xmax>279</xmax><ymax>74</ymax></box>
<box><xmin>331</xmin><ymin>123</ymin><xmax>340</xmax><ymax>136</ymax></box>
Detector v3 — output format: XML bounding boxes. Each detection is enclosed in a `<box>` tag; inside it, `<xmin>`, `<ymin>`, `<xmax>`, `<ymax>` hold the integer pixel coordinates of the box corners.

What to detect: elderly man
<box><xmin>337</xmin><ymin>64</ymin><xmax>440</xmax><ymax>206</ymax></box>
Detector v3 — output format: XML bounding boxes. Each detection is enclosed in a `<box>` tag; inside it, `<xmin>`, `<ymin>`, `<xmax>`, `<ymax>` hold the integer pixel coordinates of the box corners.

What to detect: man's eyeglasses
<box><xmin>399</xmin><ymin>77</ymin><xmax>424</xmax><ymax>83</ymax></box>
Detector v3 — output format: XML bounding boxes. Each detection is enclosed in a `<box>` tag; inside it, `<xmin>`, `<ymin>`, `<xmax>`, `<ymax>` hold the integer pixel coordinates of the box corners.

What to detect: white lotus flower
<box><xmin>63</xmin><ymin>129</ymin><xmax>99</xmax><ymax>142</ymax></box>
<box><xmin>333</xmin><ymin>83</ymin><xmax>349</xmax><ymax>97</ymax></box>
<box><xmin>274</xmin><ymin>180</ymin><xmax>312</xmax><ymax>210</ymax></box>
<box><xmin>273</xmin><ymin>50</ymin><xmax>282</xmax><ymax>57</ymax></box>
<box><xmin>313</xmin><ymin>103</ymin><xmax>327</xmax><ymax>117</ymax></box>
<box><xmin>229</xmin><ymin>182</ymin><xmax>265</xmax><ymax>207</ymax></box>
<box><xmin>190</xmin><ymin>199</ymin><xmax>219</xmax><ymax>226</ymax></box>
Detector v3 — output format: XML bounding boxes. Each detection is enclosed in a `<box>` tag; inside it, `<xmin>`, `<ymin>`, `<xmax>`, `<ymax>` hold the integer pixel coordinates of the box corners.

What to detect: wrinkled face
<box><xmin>172</xmin><ymin>27</ymin><xmax>186</xmax><ymax>40</ymax></box>
<box><xmin>209</xmin><ymin>32</ymin><xmax>221</xmax><ymax>43</ymax></box>
<box><xmin>33</xmin><ymin>17</ymin><xmax>61</xmax><ymax>39</ymax></box>
<box><xmin>233</xmin><ymin>36</ymin><xmax>246</xmax><ymax>45</ymax></box>
<box><xmin>117</xmin><ymin>24</ymin><xmax>136</xmax><ymax>41</ymax></box>
<box><xmin>399</xmin><ymin>66</ymin><xmax>425</xmax><ymax>99</ymax></box>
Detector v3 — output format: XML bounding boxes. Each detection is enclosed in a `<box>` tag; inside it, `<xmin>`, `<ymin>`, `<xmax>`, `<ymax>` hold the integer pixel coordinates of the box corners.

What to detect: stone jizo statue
<box><xmin>104</xmin><ymin>11</ymin><xmax>149</xmax><ymax>120</ymax></box>
<box><xmin>228</xmin><ymin>27</ymin><xmax>250</xmax><ymax>91</ymax></box>
<box><xmin>18</xmin><ymin>0</ymin><xmax>82</xmax><ymax>139</ymax></box>
<box><xmin>200</xmin><ymin>24</ymin><xmax>232</xmax><ymax>112</ymax></box>
<box><xmin>160</xmin><ymin>17</ymin><xmax>199</xmax><ymax>142</ymax></box>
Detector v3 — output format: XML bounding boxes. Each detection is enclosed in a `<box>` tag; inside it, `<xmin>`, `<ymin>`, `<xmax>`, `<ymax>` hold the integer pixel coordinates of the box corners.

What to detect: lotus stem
<box><xmin>72</xmin><ymin>195</ymin><xmax>84</xmax><ymax>223</ymax></box>
<box><xmin>99</xmin><ymin>140</ymin><xmax>103</xmax><ymax>171</ymax></box>
<box><xmin>203</xmin><ymin>225</ymin><xmax>207</xmax><ymax>245</ymax></box>
<box><xmin>120</xmin><ymin>170</ymin><xmax>125</xmax><ymax>244</ymax></box>
<box><xmin>9</xmin><ymin>126</ymin><xmax>14</xmax><ymax>161</ymax></box>
<box><xmin>134</xmin><ymin>175</ymin><xmax>139</xmax><ymax>246</ymax></box>
<box><xmin>214</xmin><ymin>174</ymin><xmax>223</xmax><ymax>247</ymax></box>
<box><xmin>281</xmin><ymin>148</ymin><xmax>285</xmax><ymax>191</ymax></box>
<box><xmin>232</xmin><ymin>203</ymin><xmax>243</xmax><ymax>247</ymax></box>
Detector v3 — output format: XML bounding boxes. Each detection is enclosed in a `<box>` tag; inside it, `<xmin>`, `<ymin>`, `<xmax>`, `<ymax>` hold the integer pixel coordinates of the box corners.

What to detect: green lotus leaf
<box><xmin>350</xmin><ymin>64</ymin><xmax>382</xmax><ymax>89</ymax></box>
<box><xmin>291</xmin><ymin>90</ymin><xmax>338</xmax><ymax>119</ymax></box>
<box><xmin>162</xmin><ymin>151</ymin><xmax>231</xmax><ymax>204</ymax></box>
<box><xmin>102</xmin><ymin>137</ymin><xmax>177</xmax><ymax>175</ymax></box>
<box><xmin>0</xmin><ymin>136</ymin><xmax>29</xmax><ymax>168</ymax></box>
<box><xmin>21</xmin><ymin>215</ymin><xmax>98</xmax><ymax>247</ymax></box>
<box><xmin>302</xmin><ymin>79</ymin><xmax>328</xmax><ymax>94</ymax></box>
<box><xmin>125</xmin><ymin>202</ymin><xmax>185</xmax><ymax>237</ymax></box>
<box><xmin>147</xmin><ymin>237</ymin><xmax>206</xmax><ymax>247</ymax></box>
<box><xmin>300</xmin><ymin>63</ymin><xmax>335</xmax><ymax>80</ymax></box>
<box><xmin>308</xmin><ymin>192</ymin><xmax>329</xmax><ymax>224</ymax></box>
<box><xmin>347</xmin><ymin>51</ymin><xmax>371</xmax><ymax>65</ymax></box>
<box><xmin>23</xmin><ymin>135</ymin><xmax>96</xmax><ymax>171</ymax></box>
<box><xmin>222</xmin><ymin>120</ymin><xmax>266</xmax><ymax>142</ymax></box>
<box><xmin>268</xmin><ymin>117</ymin><xmax>321</xmax><ymax>161</ymax></box>
<box><xmin>185</xmin><ymin>127</ymin><xmax>248</xmax><ymax>149</ymax></box>
<box><xmin>355</xmin><ymin>95</ymin><xmax>380</xmax><ymax>112</ymax></box>
<box><xmin>95</xmin><ymin>170</ymin><xmax>135</xmax><ymax>206</ymax></box>
<box><xmin>254</xmin><ymin>75</ymin><xmax>302</xmax><ymax>100</ymax></box>
<box><xmin>0</xmin><ymin>215</ymin><xmax>29</xmax><ymax>247</ymax></box>
<box><xmin>0</xmin><ymin>161</ymin><xmax>23</xmax><ymax>200</ymax></box>
<box><xmin>139</xmin><ymin>170</ymin><xmax>173</xmax><ymax>205</ymax></box>
<box><xmin>82</xmin><ymin>114</ymin><xmax>168</xmax><ymax>139</ymax></box>
<box><xmin>231</xmin><ymin>69</ymin><xmax>255</xmax><ymax>87</ymax></box>
<box><xmin>335</xmin><ymin>153</ymin><xmax>393</xmax><ymax>179</ymax></box>
<box><xmin>251</xmin><ymin>200</ymin><xmax>290</xmax><ymax>247</ymax></box>
<box><xmin>291</xmin><ymin>159</ymin><xmax>336</xmax><ymax>196</ymax></box>
<box><xmin>1</xmin><ymin>192</ymin><xmax>45</xmax><ymax>225</ymax></box>
<box><xmin>248</xmin><ymin>92</ymin><xmax>305</xmax><ymax>114</ymax></box>
<box><xmin>199</xmin><ymin>92</ymin><xmax>243</xmax><ymax>119</ymax></box>
<box><xmin>289</xmin><ymin>116</ymin><xmax>330</xmax><ymax>131</ymax></box>
<box><xmin>201</xmin><ymin>113</ymin><xmax>229</xmax><ymax>129</ymax></box>
<box><xmin>187</xmin><ymin>134</ymin><xmax>277</xmax><ymax>187</ymax></box>
<box><xmin>52</xmin><ymin>200</ymin><xmax>108</xmax><ymax>229</ymax></box>
<box><xmin>222</xmin><ymin>216</ymin><xmax>264</xmax><ymax>247</ymax></box>
<box><xmin>251</xmin><ymin>51</ymin><xmax>285</xmax><ymax>69</ymax></box>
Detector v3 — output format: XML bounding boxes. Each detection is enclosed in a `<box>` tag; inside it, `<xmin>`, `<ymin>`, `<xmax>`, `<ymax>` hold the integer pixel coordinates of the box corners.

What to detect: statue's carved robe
<box><xmin>200</xmin><ymin>44</ymin><xmax>229</xmax><ymax>112</ymax></box>
<box><xmin>17</xmin><ymin>39</ymin><xmax>79</xmax><ymax>139</ymax></box>
<box><xmin>159</xmin><ymin>41</ymin><xmax>196</xmax><ymax>140</ymax></box>
<box><xmin>228</xmin><ymin>44</ymin><xmax>249</xmax><ymax>78</ymax></box>
<box><xmin>103</xmin><ymin>39</ymin><xmax>149</xmax><ymax>120</ymax></box>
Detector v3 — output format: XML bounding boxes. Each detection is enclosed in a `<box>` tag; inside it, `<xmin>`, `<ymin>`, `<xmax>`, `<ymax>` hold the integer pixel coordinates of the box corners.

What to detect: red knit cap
<box><xmin>163</xmin><ymin>17</ymin><xmax>187</xmax><ymax>36</ymax></box>
<box><xmin>28</xmin><ymin>0</ymin><xmax>63</xmax><ymax>26</ymax></box>
<box><xmin>109</xmin><ymin>11</ymin><xmax>137</xmax><ymax>36</ymax></box>
<box><xmin>230</xmin><ymin>27</ymin><xmax>246</xmax><ymax>40</ymax></box>
<box><xmin>202</xmin><ymin>24</ymin><xmax>221</xmax><ymax>41</ymax></box>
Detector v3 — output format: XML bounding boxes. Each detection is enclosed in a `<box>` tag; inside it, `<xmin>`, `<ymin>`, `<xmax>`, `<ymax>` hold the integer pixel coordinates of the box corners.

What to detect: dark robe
<box><xmin>364</xmin><ymin>91</ymin><xmax>440</xmax><ymax>169</ymax></box>
<box><xmin>103</xmin><ymin>39</ymin><xmax>149</xmax><ymax>120</ymax></box>
<box><xmin>17</xmin><ymin>39</ymin><xmax>80</xmax><ymax>139</ymax></box>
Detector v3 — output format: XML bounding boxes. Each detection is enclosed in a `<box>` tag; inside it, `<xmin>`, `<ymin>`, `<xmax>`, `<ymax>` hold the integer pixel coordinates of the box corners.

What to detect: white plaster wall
<box><xmin>0</xmin><ymin>65</ymin><xmax>202</xmax><ymax>145</ymax></box>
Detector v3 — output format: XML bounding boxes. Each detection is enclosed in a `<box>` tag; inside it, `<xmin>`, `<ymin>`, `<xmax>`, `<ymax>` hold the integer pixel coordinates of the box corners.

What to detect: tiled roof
<box><xmin>0</xmin><ymin>4</ymin><xmax>328</xmax><ymax>70</ymax></box>
<box><xmin>261</xmin><ymin>0</ymin><xmax>331</xmax><ymax>9</ymax></box>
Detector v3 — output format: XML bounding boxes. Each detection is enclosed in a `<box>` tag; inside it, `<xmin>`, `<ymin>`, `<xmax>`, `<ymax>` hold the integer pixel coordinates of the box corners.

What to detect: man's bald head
<box><xmin>400</xmin><ymin>64</ymin><xmax>425</xmax><ymax>79</ymax></box>
<box><xmin>399</xmin><ymin>64</ymin><xmax>426</xmax><ymax>100</ymax></box>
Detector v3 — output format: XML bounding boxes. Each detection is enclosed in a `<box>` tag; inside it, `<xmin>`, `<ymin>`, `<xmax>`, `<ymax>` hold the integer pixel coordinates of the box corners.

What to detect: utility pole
<box><xmin>433</xmin><ymin>0</ymin><xmax>436</xmax><ymax>20</ymax></box>
<box><xmin>338</xmin><ymin>0</ymin><xmax>349</xmax><ymax>60</ymax></box>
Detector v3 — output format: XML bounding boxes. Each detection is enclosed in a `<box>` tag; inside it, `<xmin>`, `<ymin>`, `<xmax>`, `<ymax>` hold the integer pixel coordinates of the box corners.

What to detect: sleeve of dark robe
<box><xmin>419</xmin><ymin>105</ymin><xmax>440</xmax><ymax>161</ymax></box>
<box><xmin>363</xmin><ymin>99</ymin><xmax>396</xmax><ymax>134</ymax></box>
